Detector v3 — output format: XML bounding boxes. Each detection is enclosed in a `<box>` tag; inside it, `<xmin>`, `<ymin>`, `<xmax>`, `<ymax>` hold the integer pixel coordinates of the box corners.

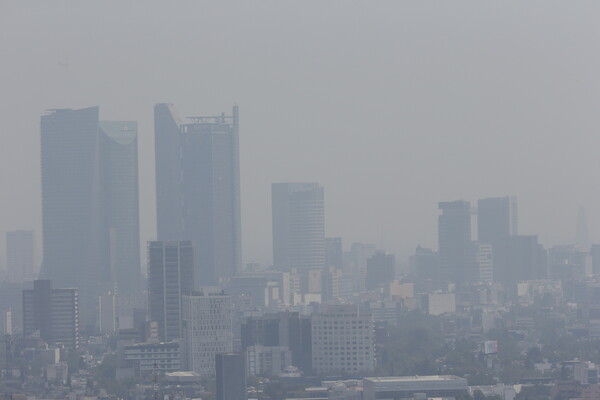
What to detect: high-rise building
<box><xmin>22</xmin><ymin>280</ymin><xmax>79</xmax><ymax>349</ymax></box>
<box><xmin>40</xmin><ymin>108</ymin><xmax>140</xmax><ymax>315</ymax></box>
<box><xmin>216</xmin><ymin>353</ymin><xmax>246</xmax><ymax>400</ymax></box>
<box><xmin>468</xmin><ymin>242</ymin><xmax>493</xmax><ymax>283</ymax></box>
<box><xmin>99</xmin><ymin>121</ymin><xmax>141</xmax><ymax>294</ymax></box>
<box><xmin>477</xmin><ymin>196</ymin><xmax>518</xmax><ymax>244</ymax></box>
<box><xmin>311</xmin><ymin>305</ymin><xmax>374</xmax><ymax>375</ymax></box>
<box><xmin>366</xmin><ymin>251</ymin><xmax>395</xmax><ymax>290</ymax></box>
<box><xmin>154</xmin><ymin>104</ymin><xmax>242</xmax><ymax>287</ymax></box>
<box><xmin>591</xmin><ymin>244</ymin><xmax>600</xmax><ymax>276</ymax></box>
<box><xmin>147</xmin><ymin>241</ymin><xmax>195</xmax><ymax>342</ymax></box>
<box><xmin>410</xmin><ymin>246</ymin><xmax>441</xmax><ymax>292</ymax></box>
<box><xmin>325</xmin><ymin>237</ymin><xmax>343</xmax><ymax>269</ymax></box>
<box><xmin>272</xmin><ymin>183</ymin><xmax>325</xmax><ymax>272</ymax></box>
<box><xmin>182</xmin><ymin>291</ymin><xmax>232</xmax><ymax>376</ymax></box>
<box><xmin>6</xmin><ymin>230</ymin><xmax>35</xmax><ymax>283</ymax></box>
<box><xmin>347</xmin><ymin>243</ymin><xmax>377</xmax><ymax>291</ymax></box>
<box><xmin>438</xmin><ymin>201</ymin><xmax>472</xmax><ymax>284</ymax></box>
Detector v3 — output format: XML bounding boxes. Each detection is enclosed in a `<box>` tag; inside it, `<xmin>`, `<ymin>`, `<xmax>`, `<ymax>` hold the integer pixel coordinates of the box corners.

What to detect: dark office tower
<box><xmin>6</xmin><ymin>230</ymin><xmax>35</xmax><ymax>282</ymax></box>
<box><xmin>272</xmin><ymin>183</ymin><xmax>325</xmax><ymax>272</ymax></box>
<box><xmin>99</xmin><ymin>121</ymin><xmax>141</xmax><ymax>294</ymax></box>
<box><xmin>147</xmin><ymin>241</ymin><xmax>194</xmax><ymax>341</ymax></box>
<box><xmin>23</xmin><ymin>280</ymin><xmax>79</xmax><ymax>349</ymax></box>
<box><xmin>494</xmin><ymin>235</ymin><xmax>547</xmax><ymax>286</ymax></box>
<box><xmin>216</xmin><ymin>353</ymin><xmax>246</xmax><ymax>400</ymax></box>
<box><xmin>325</xmin><ymin>237</ymin><xmax>343</xmax><ymax>269</ymax></box>
<box><xmin>41</xmin><ymin>107</ymin><xmax>101</xmax><ymax>293</ymax></box>
<box><xmin>366</xmin><ymin>251</ymin><xmax>395</xmax><ymax>290</ymax></box>
<box><xmin>438</xmin><ymin>201</ymin><xmax>472</xmax><ymax>284</ymax></box>
<box><xmin>154</xmin><ymin>104</ymin><xmax>183</xmax><ymax>241</ymax></box>
<box><xmin>154</xmin><ymin>104</ymin><xmax>242</xmax><ymax>287</ymax></box>
<box><xmin>477</xmin><ymin>196</ymin><xmax>518</xmax><ymax>244</ymax></box>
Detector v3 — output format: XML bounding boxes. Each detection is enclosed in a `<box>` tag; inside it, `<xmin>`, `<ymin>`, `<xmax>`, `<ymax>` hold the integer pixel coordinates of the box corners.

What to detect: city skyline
<box><xmin>2</xmin><ymin>2</ymin><xmax>600</xmax><ymax>268</ymax></box>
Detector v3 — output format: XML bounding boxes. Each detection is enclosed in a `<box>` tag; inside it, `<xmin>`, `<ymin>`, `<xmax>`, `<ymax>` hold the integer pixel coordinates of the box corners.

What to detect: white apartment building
<box><xmin>182</xmin><ymin>291</ymin><xmax>232</xmax><ymax>376</ymax></box>
<box><xmin>311</xmin><ymin>305</ymin><xmax>374</xmax><ymax>375</ymax></box>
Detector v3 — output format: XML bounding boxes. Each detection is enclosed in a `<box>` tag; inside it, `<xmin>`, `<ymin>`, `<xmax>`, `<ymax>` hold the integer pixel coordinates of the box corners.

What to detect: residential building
<box><xmin>147</xmin><ymin>241</ymin><xmax>194</xmax><ymax>341</ymax></box>
<box><xmin>122</xmin><ymin>341</ymin><xmax>181</xmax><ymax>376</ymax></box>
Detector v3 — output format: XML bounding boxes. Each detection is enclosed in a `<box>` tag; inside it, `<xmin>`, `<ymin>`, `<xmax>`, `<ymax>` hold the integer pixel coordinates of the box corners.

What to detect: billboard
<box><xmin>484</xmin><ymin>340</ymin><xmax>498</xmax><ymax>355</ymax></box>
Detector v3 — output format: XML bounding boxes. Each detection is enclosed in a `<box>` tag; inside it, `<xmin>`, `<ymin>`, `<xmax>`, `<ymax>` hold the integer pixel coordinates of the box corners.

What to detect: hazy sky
<box><xmin>1</xmin><ymin>1</ymin><xmax>599</xmax><ymax>269</ymax></box>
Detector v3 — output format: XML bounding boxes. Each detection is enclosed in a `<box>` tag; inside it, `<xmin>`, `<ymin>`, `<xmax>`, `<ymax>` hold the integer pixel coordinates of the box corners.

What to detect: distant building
<box><xmin>494</xmin><ymin>235</ymin><xmax>547</xmax><ymax>286</ymax></box>
<box><xmin>40</xmin><ymin>108</ymin><xmax>141</xmax><ymax>320</ymax></box>
<box><xmin>592</xmin><ymin>244</ymin><xmax>600</xmax><ymax>276</ymax></box>
<box><xmin>469</xmin><ymin>242</ymin><xmax>494</xmax><ymax>283</ymax></box>
<box><xmin>22</xmin><ymin>280</ymin><xmax>79</xmax><ymax>349</ymax></box>
<box><xmin>438</xmin><ymin>201</ymin><xmax>472</xmax><ymax>285</ymax></box>
<box><xmin>216</xmin><ymin>353</ymin><xmax>246</xmax><ymax>400</ymax></box>
<box><xmin>154</xmin><ymin>104</ymin><xmax>242</xmax><ymax>286</ymax></box>
<box><xmin>272</xmin><ymin>183</ymin><xmax>325</xmax><ymax>272</ymax></box>
<box><xmin>147</xmin><ymin>241</ymin><xmax>194</xmax><ymax>341</ymax></box>
<box><xmin>311</xmin><ymin>305</ymin><xmax>374</xmax><ymax>375</ymax></box>
<box><xmin>325</xmin><ymin>238</ymin><xmax>343</xmax><ymax>269</ymax></box>
<box><xmin>477</xmin><ymin>196</ymin><xmax>518</xmax><ymax>244</ymax></box>
<box><xmin>411</xmin><ymin>246</ymin><xmax>441</xmax><ymax>292</ymax></box>
<box><xmin>182</xmin><ymin>291</ymin><xmax>232</xmax><ymax>376</ymax></box>
<box><xmin>6</xmin><ymin>230</ymin><xmax>35</xmax><ymax>283</ymax></box>
<box><xmin>366</xmin><ymin>251</ymin><xmax>395</xmax><ymax>290</ymax></box>
<box><xmin>346</xmin><ymin>243</ymin><xmax>377</xmax><ymax>292</ymax></box>
<box><xmin>241</xmin><ymin>311</ymin><xmax>312</xmax><ymax>374</ymax></box>
<box><xmin>122</xmin><ymin>341</ymin><xmax>181</xmax><ymax>376</ymax></box>
<box><xmin>427</xmin><ymin>293</ymin><xmax>456</xmax><ymax>316</ymax></box>
<box><xmin>363</xmin><ymin>375</ymin><xmax>468</xmax><ymax>400</ymax></box>
<box><xmin>98</xmin><ymin>294</ymin><xmax>116</xmax><ymax>334</ymax></box>
<box><xmin>246</xmin><ymin>345</ymin><xmax>292</xmax><ymax>377</ymax></box>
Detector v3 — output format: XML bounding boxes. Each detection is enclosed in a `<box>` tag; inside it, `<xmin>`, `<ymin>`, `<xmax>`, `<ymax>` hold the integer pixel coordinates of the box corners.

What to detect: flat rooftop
<box><xmin>364</xmin><ymin>375</ymin><xmax>465</xmax><ymax>382</ymax></box>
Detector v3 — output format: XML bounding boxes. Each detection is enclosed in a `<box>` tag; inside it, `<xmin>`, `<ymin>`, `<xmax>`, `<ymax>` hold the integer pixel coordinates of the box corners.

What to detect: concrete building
<box><xmin>272</xmin><ymin>183</ymin><xmax>325</xmax><ymax>272</ymax></box>
<box><xmin>438</xmin><ymin>201</ymin><xmax>472</xmax><ymax>285</ymax></box>
<box><xmin>98</xmin><ymin>294</ymin><xmax>116</xmax><ymax>334</ymax></box>
<box><xmin>154</xmin><ymin>104</ymin><xmax>242</xmax><ymax>286</ymax></box>
<box><xmin>22</xmin><ymin>280</ymin><xmax>79</xmax><ymax>349</ymax></box>
<box><xmin>246</xmin><ymin>345</ymin><xmax>292</xmax><ymax>377</ymax></box>
<box><xmin>469</xmin><ymin>242</ymin><xmax>494</xmax><ymax>283</ymax></box>
<box><xmin>6</xmin><ymin>230</ymin><xmax>35</xmax><ymax>283</ymax></box>
<box><xmin>494</xmin><ymin>235</ymin><xmax>547</xmax><ymax>286</ymax></box>
<box><xmin>182</xmin><ymin>291</ymin><xmax>232</xmax><ymax>376</ymax></box>
<box><xmin>325</xmin><ymin>238</ymin><xmax>343</xmax><ymax>270</ymax></box>
<box><xmin>427</xmin><ymin>293</ymin><xmax>456</xmax><ymax>316</ymax></box>
<box><xmin>147</xmin><ymin>241</ymin><xmax>195</xmax><ymax>341</ymax></box>
<box><xmin>363</xmin><ymin>375</ymin><xmax>468</xmax><ymax>400</ymax></box>
<box><xmin>311</xmin><ymin>305</ymin><xmax>374</xmax><ymax>375</ymax></box>
<box><xmin>216</xmin><ymin>353</ymin><xmax>246</xmax><ymax>400</ymax></box>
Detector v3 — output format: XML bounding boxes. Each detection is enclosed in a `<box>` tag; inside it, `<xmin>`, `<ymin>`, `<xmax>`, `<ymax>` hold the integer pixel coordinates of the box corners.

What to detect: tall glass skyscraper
<box><xmin>40</xmin><ymin>108</ymin><xmax>140</xmax><ymax>316</ymax></box>
<box><xmin>154</xmin><ymin>104</ymin><xmax>242</xmax><ymax>287</ymax></box>
<box><xmin>438</xmin><ymin>200</ymin><xmax>472</xmax><ymax>284</ymax></box>
<box><xmin>271</xmin><ymin>183</ymin><xmax>325</xmax><ymax>272</ymax></box>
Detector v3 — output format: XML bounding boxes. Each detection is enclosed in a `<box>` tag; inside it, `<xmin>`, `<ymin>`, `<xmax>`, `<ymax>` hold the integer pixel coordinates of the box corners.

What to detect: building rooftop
<box><xmin>364</xmin><ymin>375</ymin><xmax>465</xmax><ymax>383</ymax></box>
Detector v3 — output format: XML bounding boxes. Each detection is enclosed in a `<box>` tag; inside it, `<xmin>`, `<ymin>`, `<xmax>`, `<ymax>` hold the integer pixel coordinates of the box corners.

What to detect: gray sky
<box><xmin>1</xmin><ymin>1</ymin><xmax>599</xmax><ymax>269</ymax></box>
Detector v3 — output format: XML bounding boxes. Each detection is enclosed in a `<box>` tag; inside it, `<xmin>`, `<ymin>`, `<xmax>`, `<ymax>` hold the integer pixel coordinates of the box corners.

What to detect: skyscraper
<box><xmin>366</xmin><ymin>251</ymin><xmax>395</xmax><ymax>290</ymax></box>
<box><xmin>438</xmin><ymin>201</ymin><xmax>472</xmax><ymax>284</ymax></box>
<box><xmin>325</xmin><ymin>237</ymin><xmax>343</xmax><ymax>270</ymax></box>
<box><xmin>40</xmin><ymin>108</ymin><xmax>141</xmax><ymax>314</ymax></box>
<box><xmin>147</xmin><ymin>241</ymin><xmax>195</xmax><ymax>342</ymax></box>
<box><xmin>99</xmin><ymin>121</ymin><xmax>141</xmax><ymax>294</ymax></box>
<box><xmin>272</xmin><ymin>183</ymin><xmax>325</xmax><ymax>272</ymax></box>
<box><xmin>477</xmin><ymin>196</ymin><xmax>518</xmax><ymax>244</ymax></box>
<box><xmin>154</xmin><ymin>104</ymin><xmax>242</xmax><ymax>287</ymax></box>
<box><xmin>6</xmin><ymin>230</ymin><xmax>35</xmax><ymax>282</ymax></box>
